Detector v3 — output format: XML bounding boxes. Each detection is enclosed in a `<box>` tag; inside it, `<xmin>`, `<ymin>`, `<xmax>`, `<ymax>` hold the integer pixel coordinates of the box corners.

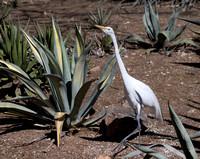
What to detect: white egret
<box><xmin>95</xmin><ymin>25</ymin><xmax>163</xmax><ymax>151</ymax></box>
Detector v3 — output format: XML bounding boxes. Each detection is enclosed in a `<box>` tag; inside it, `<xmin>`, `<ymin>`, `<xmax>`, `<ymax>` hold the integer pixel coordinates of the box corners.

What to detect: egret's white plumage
<box><xmin>95</xmin><ymin>25</ymin><xmax>163</xmax><ymax>151</ymax></box>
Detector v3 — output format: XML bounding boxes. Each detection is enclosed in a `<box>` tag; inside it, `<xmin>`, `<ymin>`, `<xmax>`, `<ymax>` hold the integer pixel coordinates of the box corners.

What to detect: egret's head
<box><xmin>95</xmin><ymin>25</ymin><xmax>114</xmax><ymax>36</ymax></box>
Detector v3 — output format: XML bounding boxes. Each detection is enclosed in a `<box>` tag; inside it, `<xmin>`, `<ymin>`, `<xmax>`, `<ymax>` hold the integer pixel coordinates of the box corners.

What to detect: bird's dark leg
<box><xmin>112</xmin><ymin>105</ymin><xmax>141</xmax><ymax>152</ymax></box>
<box><xmin>112</xmin><ymin>126</ymin><xmax>140</xmax><ymax>152</ymax></box>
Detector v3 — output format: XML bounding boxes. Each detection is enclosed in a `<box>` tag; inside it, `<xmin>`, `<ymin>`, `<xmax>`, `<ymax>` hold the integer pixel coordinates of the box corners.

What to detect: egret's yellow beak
<box><xmin>95</xmin><ymin>25</ymin><xmax>107</xmax><ymax>30</ymax></box>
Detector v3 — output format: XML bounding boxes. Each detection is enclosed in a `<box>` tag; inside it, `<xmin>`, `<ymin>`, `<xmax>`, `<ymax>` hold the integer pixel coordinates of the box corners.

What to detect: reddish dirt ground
<box><xmin>0</xmin><ymin>0</ymin><xmax>200</xmax><ymax>158</ymax></box>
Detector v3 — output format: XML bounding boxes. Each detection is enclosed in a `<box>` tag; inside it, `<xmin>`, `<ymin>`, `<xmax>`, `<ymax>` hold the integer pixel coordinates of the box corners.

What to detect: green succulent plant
<box><xmin>125</xmin><ymin>0</ymin><xmax>197</xmax><ymax>54</ymax></box>
<box><xmin>0</xmin><ymin>20</ymin><xmax>39</xmax><ymax>75</ymax></box>
<box><xmin>89</xmin><ymin>7</ymin><xmax>112</xmax><ymax>26</ymax></box>
<box><xmin>123</xmin><ymin>103</ymin><xmax>199</xmax><ymax>159</ymax></box>
<box><xmin>0</xmin><ymin>17</ymin><xmax>118</xmax><ymax>147</ymax></box>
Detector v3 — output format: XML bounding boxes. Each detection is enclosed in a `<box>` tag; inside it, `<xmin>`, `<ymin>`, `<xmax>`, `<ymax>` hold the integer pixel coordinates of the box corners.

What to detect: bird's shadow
<box><xmin>80</xmin><ymin>117</ymin><xmax>173</xmax><ymax>143</ymax></box>
<box><xmin>81</xmin><ymin>117</ymin><xmax>144</xmax><ymax>142</ymax></box>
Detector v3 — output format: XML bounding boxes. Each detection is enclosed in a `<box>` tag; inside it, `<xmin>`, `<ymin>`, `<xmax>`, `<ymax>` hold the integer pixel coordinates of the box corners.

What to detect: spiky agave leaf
<box><xmin>8</xmin><ymin>96</ymin><xmax>55</xmax><ymax>116</ymax></box>
<box><xmin>133</xmin><ymin>144</ymin><xmax>168</xmax><ymax>159</ymax></box>
<box><xmin>69</xmin><ymin>79</ymin><xmax>96</xmax><ymax>125</ymax></box>
<box><xmin>45</xmin><ymin>74</ymin><xmax>70</xmax><ymax>113</ymax></box>
<box><xmin>179</xmin><ymin>17</ymin><xmax>200</xmax><ymax>26</ymax></box>
<box><xmin>125</xmin><ymin>34</ymin><xmax>152</xmax><ymax>48</ymax></box>
<box><xmin>172</xmin><ymin>38</ymin><xmax>198</xmax><ymax>47</ymax></box>
<box><xmin>71</xmin><ymin>42</ymin><xmax>92</xmax><ymax>111</ymax></box>
<box><xmin>169</xmin><ymin>103</ymin><xmax>198</xmax><ymax>159</ymax></box>
<box><xmin>0</xmin><ymin>102</ymin><xmax>53</xmax><ymax>122</ymax></box>
<box><xmin>52</xmin><ymin>17</ymin><xmax>71</xmax><ymax>83</ymax></box>
<box><xmin>123</xmin><ymin>143</ymin><xmax>185</xmax><ymax>159</ymax></box>
<box><xmin>188</xmin><ymin>28</ymin><xmax>200</xmax><ymax>36</ymax></box>
<box><xmin>82</xmin><ymin>109</ymin><xmax>106</xmax><ymax>126</ymax></box>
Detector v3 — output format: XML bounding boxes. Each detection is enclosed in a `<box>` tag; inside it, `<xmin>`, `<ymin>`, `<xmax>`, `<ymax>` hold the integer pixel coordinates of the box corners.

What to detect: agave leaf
<box><xmin>134</xmin><ymin>144</ymin><xmax>168</xmax><ymax>159</ymax></box>
<box><xmin>169</xmin><ymin>24</ymin><xmax>187</xmax><ymax>41</ymax></box>
<box><xmin>69</xmin><ymin>79</ymin><xmax>96</xmax><ymax>123</ymax></box>
<box><xmin>64</xmin><ymin>30</ymin><xmax>72</xmax><ymax>47</ymax></box>
<box><xmin>103</xmin><ymin>10</ymin><xmax>112</xmax><ymax>25</ymax></box>
<box><xmin>98</xmin><ymin>8</ymin><xmax>102</xmax><ymax>24</ymax></box>
<box><xmin>22</xmin><ymin>29</ymin><xmax>44</xmax><ymax>67</ymax></box>
<box><xmin>45</xmin><ymin>74</ymin><xmax>70</xmax><ymax>114</ymax></box>
<box><xmin>71</xmin><ymin>39</ymin><xmax>92</xmax><ymax>109</ymax></box>
<box><xmin>143</xmin><ymin>3</ymin><xmax>154</xmax><ymax>41</ymax></box>
<box><xmin>89</xmin><ymin>11</ymin><xmax>98</xmax><ymax>24</ymax></box>
<box><xmin>71</xmin><ymin>53</ymin><xmax>87</xmax><ymax>108</ymax></box>
<box><xmin>188</xmin><ymin>28</ymin><xmax>200</xmax><ymax>36</ymax></box>
<box><xmin>165</xmin><ymin>4</ymin><xmax>184</xmax><ymax>33</ymax></box>
<box><xmin>126</xmin><ymin>34</ymin><xmax>147</xmax><ymax>43</ymax></box>
<box><xmin>9</xmin><ymin>96</ymin><xmax>55</xmax><ymax>116</ymax></box>
<box><xmin>25</xmin><ymin>58</ymin><xmax>37</xmax><ymax>72</ymax></box>
<box><xmin>52</xmin><ymin>18</ymin><xmax>71</xmax><ymax>83</ymax></box>
<box><xmin>179</xmin><ymin>17</ymin><xmax>200</xmax><ymax>26</ymax></box>
<box><xmin>0</xmin><ymin>25</ymin><xmax>7</xmax><ymax>45</ymax></box>
<box><xmin>83</xmin><ymin>109</ymin><xmax>106</xmax><ymax>126</ymax></box>
<box><xmin>17</xmin><ymin>24</ymin><xmax>22</xmax><ymax>66</ymax></box>
<box><xmin>172</xmin><ymin>38</ymin><xmax>198</xmax><ymax>47</ymax></box>
<box><xmin>0</xmin><ymin>102</ymin><xmax>52</xmax><ymax>122</ymax></box>
<box><xmin>190</xmin><ymin>131</ymin><xmax>200</xmax><ymax>139</ymax></box>
<box><xmin>34</xmin><ymin>38</ymin><xmax>62</xmax><ymax>75</ymax></box>
<box><xmin>52</xmin><ymin>19</ymin><xmax>63</xmax><ymax>73</ymax></box>
<box><xmin>12</xmin><ymin>40</ymin><xmax>18</xmax><ymax>64</ymax></box>
<box><xmin>0</xmin><ymin>60</ymin><xmax>29</xmax><ymax>79</ymax></box>
<box><xmin>123</xmin><ymin>143</ymin><xmax>185</xmax><ymax>159</ymax></box>
<box><xmin>74</xmin><ymin>26</ymin><xmax>84</xmax><ymax>58</ymax></box>
<box><xmin>34</xmin><ymin>22</ymin><xmax>43</xmax><ymax>43</ymax></box>
<box><xmin>10</xmin><ymin>21</ymin><xmax>15</xmax><ymax>45</ymax></box>
<box><xmin>0</xmin><ymin>49</ymin><xmax>4</xmax><ymax>59</ymax></box>
<box><xmin>148</xmin><ymin>0</ymin><xmax>160</xmax><ymax>39</ymax></box>
<box><xmin>169</xmin><ymin>103</ymin><xmax>198</xmax><ymax>159</ymax></box>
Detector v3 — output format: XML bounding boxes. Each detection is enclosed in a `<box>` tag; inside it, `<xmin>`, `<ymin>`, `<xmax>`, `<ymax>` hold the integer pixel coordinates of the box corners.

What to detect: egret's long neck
<box><xmin>111</xmin><ymin>33</ymin><xmax>128</xmax><ymax>80</ymax></box>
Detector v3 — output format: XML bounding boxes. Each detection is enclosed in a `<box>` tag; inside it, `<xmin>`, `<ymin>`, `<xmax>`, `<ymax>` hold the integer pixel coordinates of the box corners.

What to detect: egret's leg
<box><xmin>136</xmin><ymin>104</ymin><xmax>141</xmax><ymax>145</ymax></box>
<box><xmin>112</xmin><ymin>105</ymin><xmax>141</xmax><ymax>152</ymax></box>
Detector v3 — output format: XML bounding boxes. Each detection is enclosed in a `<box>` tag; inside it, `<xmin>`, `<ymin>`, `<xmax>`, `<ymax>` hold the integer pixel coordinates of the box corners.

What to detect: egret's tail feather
<box><xmin>155</xmin><ymin>103</ymin><xmax>163</xmax><ymax>122</ymax></box>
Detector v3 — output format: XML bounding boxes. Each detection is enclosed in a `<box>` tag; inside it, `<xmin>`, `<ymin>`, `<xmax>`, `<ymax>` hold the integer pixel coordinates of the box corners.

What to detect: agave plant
<box><xmin>0</xmin><ymin>18</ymin><xmax>118</xmax><ymax>147</ymax></box>
<box><xmin>89</xmin><ymin>7</ymin><xmax>112</xmax><ymax>26</ymax></box>
<box><xmin>0</xmin><ymin>20</ymin><xmax>40</xmax><ymax>76</ymax></box>
<box><xmin>123</xmin><ymin>103</ymin><xmax>199</xmax><ymax>159</ymax></box>
<box><xmin>125</xmin><ymin>0</ymin><xmax>196</xmax><ymax>54</ymax></box>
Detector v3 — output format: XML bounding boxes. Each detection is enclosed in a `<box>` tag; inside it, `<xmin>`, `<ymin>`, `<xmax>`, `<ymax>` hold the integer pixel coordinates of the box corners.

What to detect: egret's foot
<box><xmin>112</xmin><ymin>140</ymin><xmax>127</xmax><ymax>152</ymax></box>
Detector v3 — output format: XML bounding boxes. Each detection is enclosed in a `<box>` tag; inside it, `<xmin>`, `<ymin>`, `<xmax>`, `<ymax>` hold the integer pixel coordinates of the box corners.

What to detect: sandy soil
<box><xmin>0</xmin><ymin>0</ymin><xmax>200</xmax><ymax>158</ymax></box>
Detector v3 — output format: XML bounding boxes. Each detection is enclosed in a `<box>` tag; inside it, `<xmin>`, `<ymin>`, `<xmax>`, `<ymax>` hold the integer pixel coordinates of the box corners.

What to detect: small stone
<box><xmin>97</xmin><ymin>155</ymin><xmax>113</xmax><ymax>159</ymax></box>
<box><xmin>90</xmin><ymin>66</ymin><xmax>101</xmax><ymax>73</ymax></box>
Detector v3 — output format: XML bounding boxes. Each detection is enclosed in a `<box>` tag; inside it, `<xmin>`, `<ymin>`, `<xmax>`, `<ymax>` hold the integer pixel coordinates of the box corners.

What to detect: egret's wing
<box><xmin>134</xmin><ymin>82</ymin><xmax>158</xmax><ymax>107</ymax></box>
<box><xmin>134</xmin><ymin>82</ymin><xmax>163</xmax><ymax>121</ymax></box>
